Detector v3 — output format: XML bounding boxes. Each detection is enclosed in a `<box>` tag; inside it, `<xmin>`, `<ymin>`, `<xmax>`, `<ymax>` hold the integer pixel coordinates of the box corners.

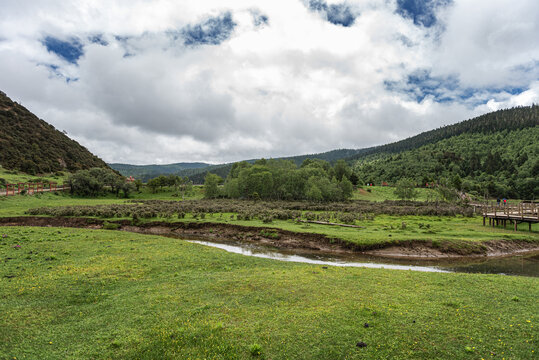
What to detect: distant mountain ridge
<box><xmin>117</xmin><ymin>148</ymin><xmax>363</xmax><ymax>183</ymax></box>
<box><xmin>109</xmin><ymin>162</ymin><xmax>210</xmax><ymax>181</ymax></box>
<box><xmin>0</xmin><ymin>90</ymin><xmax>110</xmax><ymax>174</ymax></box>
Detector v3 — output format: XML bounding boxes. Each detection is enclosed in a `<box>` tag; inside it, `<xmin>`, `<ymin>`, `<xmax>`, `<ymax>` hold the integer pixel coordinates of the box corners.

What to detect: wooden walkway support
<box><xmin>482</xmin><ymin>201</ymin><xmax>538</xmax><ymax>231</ymax></box>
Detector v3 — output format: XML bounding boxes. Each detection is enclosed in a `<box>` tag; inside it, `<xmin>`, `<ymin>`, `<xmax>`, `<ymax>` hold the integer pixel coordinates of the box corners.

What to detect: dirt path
<box><xmin>1</xmin><ymin>216</ymin><xmax>538</xmax><ymax>259</ymax></box>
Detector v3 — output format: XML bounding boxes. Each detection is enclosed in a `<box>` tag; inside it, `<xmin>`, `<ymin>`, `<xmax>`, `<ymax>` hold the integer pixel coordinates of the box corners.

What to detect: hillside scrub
<box><xmin>0</xmin><ymin>92</ymin><xmax>109</xmax><ymax>174</ymax></box>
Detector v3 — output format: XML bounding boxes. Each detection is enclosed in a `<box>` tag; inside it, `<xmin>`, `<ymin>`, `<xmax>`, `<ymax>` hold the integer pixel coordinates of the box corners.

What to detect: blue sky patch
<box><xmin>39</xmin><ymin>63</ymin><xmax>79</xmax><ymax>83</ymax></box>
<box><xmin>42</xmin><ymin>36</ymin><xmax>84</xmax><ymax>64</ymax></box>
<box><xmin>385</xmin><ymin>69</ymin><xmax>529</xmax><ymax>106</ymax></box>
<box><xmin>182</xmin><ymin>12</ymin><xmax>236</xmax><ymax>46</ymax></box>
<box><xmin>253</xmin><ymin>12</ymin><xmax>269</xmax><ymax>27</ymax></box>
<box><xmin>396</xmin><ymin>0</ymin><xmax>451</xmax><ymax>27</ymax></box>
<box><xmin>89</xmin><ymin>34</ymin><xmax>108</xmax><ymax>46</ymax></box>
<box><xmin>384</xmin><ymin>69</ymin><xmax>459</xmax><ymax>103</ymax></box>
<box><xmin>308</xmin><ymin>0</ymin><xmax>356</xmax><ymax>27</ymax></box>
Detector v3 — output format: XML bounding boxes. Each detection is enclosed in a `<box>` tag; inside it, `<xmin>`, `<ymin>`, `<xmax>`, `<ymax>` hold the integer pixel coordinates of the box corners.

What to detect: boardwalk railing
<box><xmin>482</xmin><ymin>201</ymin><xmax>538</xmax><ymax>231</ymax></box>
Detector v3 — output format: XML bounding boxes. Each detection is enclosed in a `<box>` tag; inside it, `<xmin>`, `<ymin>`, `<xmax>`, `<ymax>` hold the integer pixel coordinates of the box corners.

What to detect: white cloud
<box><xmin>0</xmin><ymin>0</ymin><xmax>537</xmax><ymax>164</ymax></box>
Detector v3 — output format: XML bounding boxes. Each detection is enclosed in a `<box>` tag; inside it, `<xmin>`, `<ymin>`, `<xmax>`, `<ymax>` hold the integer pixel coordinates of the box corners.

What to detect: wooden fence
<box><xmin>1</xmin><ymin>182</ymin><xmax>69</xmax><ymax>196</ymax></box>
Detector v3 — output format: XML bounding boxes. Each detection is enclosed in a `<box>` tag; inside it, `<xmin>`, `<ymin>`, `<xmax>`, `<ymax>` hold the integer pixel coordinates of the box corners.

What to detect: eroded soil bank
<box><xmin>1</xmin><ymin>216</ymin><xmax>538</xmax><ymax>259</ymax></box>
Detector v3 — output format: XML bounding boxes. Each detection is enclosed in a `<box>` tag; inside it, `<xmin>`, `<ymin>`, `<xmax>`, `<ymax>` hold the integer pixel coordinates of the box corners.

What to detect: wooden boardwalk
<box><xmin>482</xmin><ymin>201</ymin><xmax>538</xmax><ymax>231</ymax></box>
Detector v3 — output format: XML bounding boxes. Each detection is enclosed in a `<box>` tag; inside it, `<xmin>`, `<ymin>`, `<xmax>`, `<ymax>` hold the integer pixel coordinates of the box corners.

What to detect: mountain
<box><xmin>109</xmin><ymin>162</ymin><xmax>210</xmax><ymax>181</ymax></box>
<box><xmin>351</xmin><ymin>106</ymin><xmax>539</xmax><ymax>199</ymax></box>
<box><xmin>346</xmin><ymin>106</ymin><xmax>539</xmax><ymax>162</ymax></box>
<box><xmin>0</xmin><ymin>91</ymin><xmax>110</xmax><ymax>175</ymax></box>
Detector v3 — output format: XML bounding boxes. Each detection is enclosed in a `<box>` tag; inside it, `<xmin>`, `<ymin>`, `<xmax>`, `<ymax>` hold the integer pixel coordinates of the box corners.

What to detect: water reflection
<box><xmin>445</xmin><ymin>254</ymin><xmax>539</xmax><ymax>277</ymax></box>
<box><xmin>186</xmin><ymin>239</ymin><xmax>539</xmax><ymax>277</ymax></box>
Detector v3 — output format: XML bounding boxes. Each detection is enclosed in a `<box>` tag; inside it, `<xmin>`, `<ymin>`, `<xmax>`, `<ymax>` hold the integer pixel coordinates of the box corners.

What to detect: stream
<box><xmin>186</xmin><ymin>239</ymin><xmax>539</xmax><ymax>277</ymax></box>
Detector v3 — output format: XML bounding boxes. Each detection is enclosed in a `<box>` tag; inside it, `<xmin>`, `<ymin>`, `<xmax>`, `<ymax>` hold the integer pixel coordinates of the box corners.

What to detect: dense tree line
<box><xmin>204</xmin><ymin>158</ymin><xmax>356</xmax><ymax>201</ymax></box>
<box><xmin>178</xmin><ymin>149</ymin><xmax>363</xmax><ymax>184</ymax></box>
<box><xmin>354</xmin><ymin>126</ymin><xmax>539</xmax><ymax>199</ymax></box>
<box><xmin>0</xmin><ymin>91</ymin><xmax>110</xmax><ymax>174</ymax></box>
<box><xmin>146</xmin><ymin>174</ymin><xmax>193</xmax><ymax>198</ymax></box>
<box><xmin>67</xmin><ymin>168</ymin><xmax>135</xmax><ymax>198</ymax></box>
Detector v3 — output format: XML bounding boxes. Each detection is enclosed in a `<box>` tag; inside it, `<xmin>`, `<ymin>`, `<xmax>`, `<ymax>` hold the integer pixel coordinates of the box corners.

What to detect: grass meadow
<box><xmin>1</xmin><ymin>226</ymin><xmax>537</xmax><ymax>359</ymax></box>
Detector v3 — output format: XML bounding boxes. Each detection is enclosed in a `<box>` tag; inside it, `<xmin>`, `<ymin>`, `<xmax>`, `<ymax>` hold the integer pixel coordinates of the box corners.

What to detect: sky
<box><xmin>0</xmin><ymin>0</ymin><xmax>538</xmax><ymax>165</ymax></box>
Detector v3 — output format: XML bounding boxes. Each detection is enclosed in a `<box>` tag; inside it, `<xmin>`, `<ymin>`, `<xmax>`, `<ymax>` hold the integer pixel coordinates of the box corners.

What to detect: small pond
<box><xmin>186</xmin><ymin>238</ymin><xmax>539</xmax><ymax>277</ymax></box>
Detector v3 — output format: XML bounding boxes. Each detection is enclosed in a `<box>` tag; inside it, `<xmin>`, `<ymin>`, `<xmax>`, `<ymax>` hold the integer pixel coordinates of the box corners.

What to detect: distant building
<box><xmin>126</xmin><ymin>176</ymin><xmax>135</xmax><ymax>182</ymax></box>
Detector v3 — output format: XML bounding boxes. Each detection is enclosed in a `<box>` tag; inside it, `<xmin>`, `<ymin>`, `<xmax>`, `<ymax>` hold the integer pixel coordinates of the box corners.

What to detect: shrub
<box><xmin>103</xmin><ymin>221</ymin><xmax>120</xmax><ymax>230</ymax></box>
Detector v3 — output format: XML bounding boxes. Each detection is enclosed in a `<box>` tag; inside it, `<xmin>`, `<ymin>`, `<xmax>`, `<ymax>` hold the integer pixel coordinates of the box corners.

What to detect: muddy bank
<box><xmin>0</xmin><ymin>216</ymin><xmax>538</xmax><ymax>259</ymax></box>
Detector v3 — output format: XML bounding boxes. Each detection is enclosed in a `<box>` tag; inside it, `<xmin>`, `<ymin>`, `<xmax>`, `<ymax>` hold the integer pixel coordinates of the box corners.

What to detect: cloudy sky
<box><xmin>0</xmin><ymin>0</ymin><xmax>538</xmax><ymax>164</ymax></box>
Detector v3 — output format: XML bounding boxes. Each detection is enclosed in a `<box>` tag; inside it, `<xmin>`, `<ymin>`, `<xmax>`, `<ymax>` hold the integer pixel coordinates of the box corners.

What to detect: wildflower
<box><xmin>13</xmin><ymin>244</ymin><xmax>21</xmax><ymax>248</ymax></box>
<box><xmin>2</xmin><ymin>234</ymin><xmax>7</xmax><ymax>238</ymax></box>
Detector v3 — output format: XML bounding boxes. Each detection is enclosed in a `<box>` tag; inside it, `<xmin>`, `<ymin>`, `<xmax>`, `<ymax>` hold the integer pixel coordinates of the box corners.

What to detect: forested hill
<box><xmin>347</xmin><ymin>105</ymin><xmax>538</xmax><ymax>161</ymax></box>
<box><xmin>353</xmin><ymin>108</ymin><xmax>539</xmax><ymax>199</ymax></box>
<box><xmin>0</xmin><ymin>91</ymin><xmax>110</xmax><ymax>174</ymax></box>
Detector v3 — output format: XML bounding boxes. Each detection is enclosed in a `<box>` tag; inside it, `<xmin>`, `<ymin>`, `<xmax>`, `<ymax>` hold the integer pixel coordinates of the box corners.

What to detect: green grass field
<box><xmin>1</xmin><ymin>226</ymin><xmax>537</xmax><ymax>359</ymax></box>
<box><xmin>352</xmin><ymin>186</ymin><xmax>439</xmax><ymax>202</ymax></box>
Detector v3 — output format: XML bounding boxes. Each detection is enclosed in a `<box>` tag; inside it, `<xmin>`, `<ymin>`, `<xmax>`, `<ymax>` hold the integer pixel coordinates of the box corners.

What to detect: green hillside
<box><xmin>353</xmin><ymin>125</ymin><xmax>539</xmax><ymax>199</ymax></box>
<box><xmin>0</xmin><ymin>91</ymin><xmax>110</xmax><ymax>174</ymax></box>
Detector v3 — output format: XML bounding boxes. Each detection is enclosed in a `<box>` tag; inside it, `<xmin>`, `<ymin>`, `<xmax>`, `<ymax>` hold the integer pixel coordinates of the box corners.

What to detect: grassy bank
<box><xmin>1</xmin><ymin>226</ymin><xmax>537</xmax><ymax>359</ymax></box>
<box><xmin>2</xmin><ymin>193</ymin><xmax>538</xmax><ymax>252</ymax></box>
<box><xmin>158</xmin><ymin>213</ymin><xmax>539</xmax><ymax>246</ymax></box>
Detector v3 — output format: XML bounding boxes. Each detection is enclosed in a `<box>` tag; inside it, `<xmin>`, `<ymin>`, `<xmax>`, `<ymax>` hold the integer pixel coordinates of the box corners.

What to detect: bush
<box><xmin>394</xmin><ymin>178</ymin><xmax>418</xmax><ymax>200</ymax></box>
<box><xmin>103</xmin><ymin>221</ymin><xmax>120</xmax><ymax>230</ymax></box>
